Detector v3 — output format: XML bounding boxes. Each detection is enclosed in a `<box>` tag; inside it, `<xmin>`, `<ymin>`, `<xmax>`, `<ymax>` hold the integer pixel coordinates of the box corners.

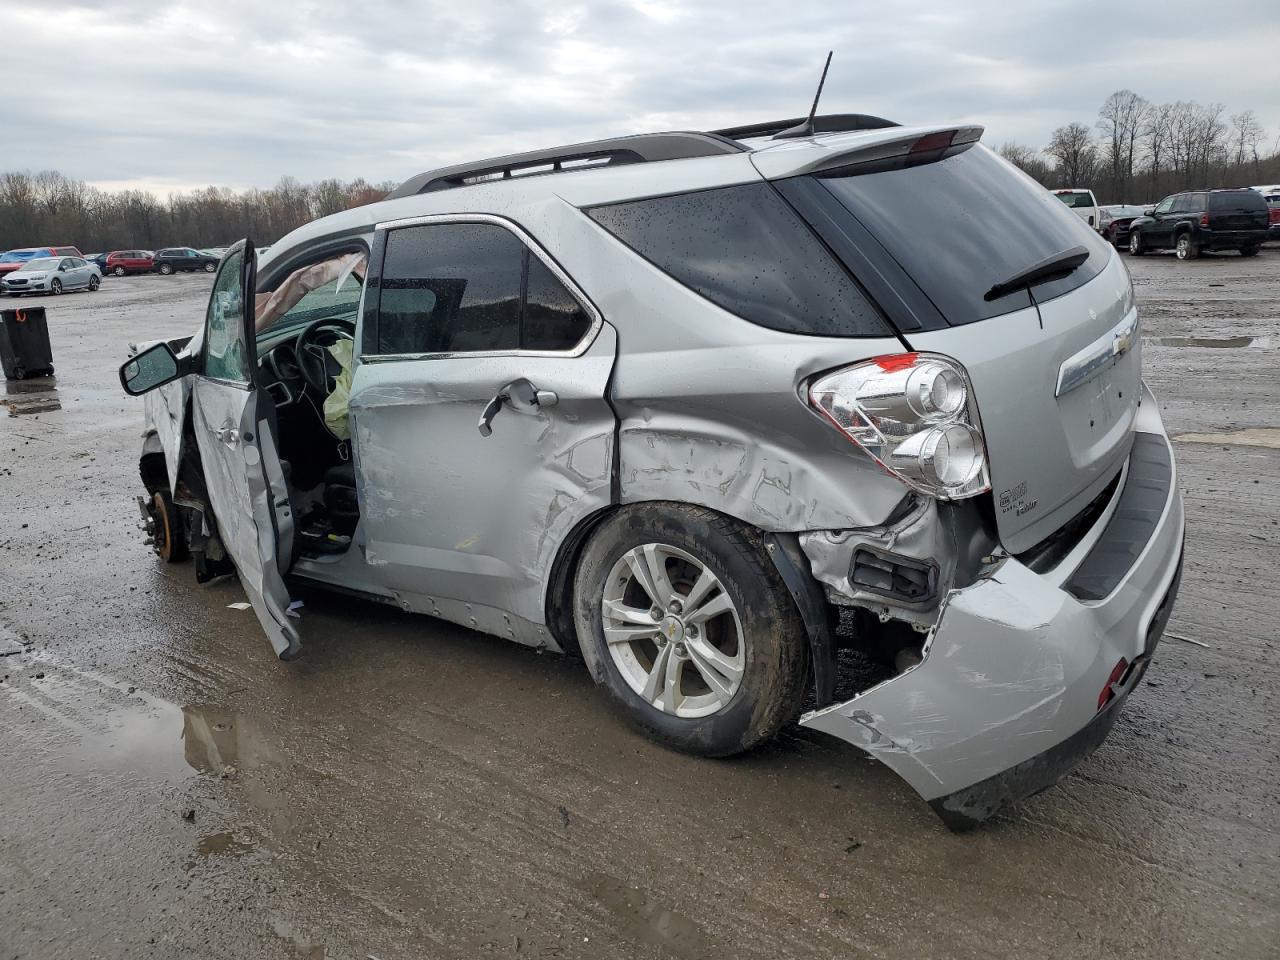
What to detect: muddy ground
<box><xmin>1</xmin><ymin>249</ymin><xmax>1278</xmax><ymax>960</ymax></box>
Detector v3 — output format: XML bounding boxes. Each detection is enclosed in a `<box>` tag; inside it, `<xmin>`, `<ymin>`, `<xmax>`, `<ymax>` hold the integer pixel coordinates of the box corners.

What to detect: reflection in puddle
<box><xmin>3</xmin><ymin>375</ymin><xmax>60</xmax><ymax>415</ymax></box>
<box><xmin>1174</xmin><ymin>427</ymin><xmax>1280</xmax><ymax>449</ymax></box>
<box><xmin>579</xmin><ymin>872</ymin><xmax>710</xmax><ymax>958</ymax></box>
<box><xmin>1145</xmin><ymin>335</ymin><xmax>1272</xmax><ymax>349</ymax></box>
<box><xmin>0</xmin><ymin>665</ymin><xmax>275</xmax><ymax>783</ymax></box>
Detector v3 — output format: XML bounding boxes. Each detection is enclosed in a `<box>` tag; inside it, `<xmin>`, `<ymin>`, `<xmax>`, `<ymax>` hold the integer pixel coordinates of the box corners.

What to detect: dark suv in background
<box><xmin>152</xmin><ymin>247</ymin><xmax>221</xmax><ymax>274</ymax></box>
<box><xmin>1127</xmin><ymin>188</ymin><xmax>1269</xmax><ymax>259</ymax></box>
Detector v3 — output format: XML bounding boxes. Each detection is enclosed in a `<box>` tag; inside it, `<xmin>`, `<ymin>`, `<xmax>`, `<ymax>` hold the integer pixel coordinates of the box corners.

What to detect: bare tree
<box><xmin>1230</xmin><ymin>110</ymin><xmax>1265</xmax><ymax>172</ymax></box>
<box><xmin>997</xmin><ymin>141</ymin><xmax>1053</xmax><ymax>183</ymax></box>
<box><xmin>1142</xmin><ymin>103</ymin><xmax>1175</xmax><ymax>199</ymax></box>
<box><xmin>1047</xmin><ymin>123</ymin><xmax>1099</xmax><ymax>187</ymax></box>
<box><xmin>1097</xmin><ymin>90</ymin><xmax>1150</xmax><ymax>200</ymax></box>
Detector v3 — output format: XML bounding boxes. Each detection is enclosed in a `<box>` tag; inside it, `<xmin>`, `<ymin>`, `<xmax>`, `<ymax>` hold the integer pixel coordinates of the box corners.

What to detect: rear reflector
<box><xmin>1097</xmin><ymin>658</ymin><xmax>1129</xmax><ymax>711</ymax></box>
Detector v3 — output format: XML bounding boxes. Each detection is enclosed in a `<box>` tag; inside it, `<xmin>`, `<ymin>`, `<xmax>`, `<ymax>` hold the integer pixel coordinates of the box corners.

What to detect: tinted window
<box><xmin>587</xmin><ymin>182</ymin><xmax>888</xmax><ymax>337</ymax></box>
<box><xmin>377</xmin><ymin>223</ymin><xmax>522</xmax><ymax>354</ymax></box>
<box><xmin>523</xmin><ymin>255</ymin><xmax>590</xmax><ymax>351</ymax></box>
<box><xmin>1209</xmin><ymin>191</ymin><xmax>1267</xmax><ymax>213</ymax></box>
<box><xmin>1169</xmin><ymin>195</ymin><xmax>1193</xmax><ymax>213</ymax></box>
<box><xmin>815</xmin><ymin>145</ymin><xmax>1109</xmax><ymax>325</ymax></box>
<box><xmin>1153</xmin><ymin>198</ymin><xmax>1174</xmax><ymax>215</ymax></box>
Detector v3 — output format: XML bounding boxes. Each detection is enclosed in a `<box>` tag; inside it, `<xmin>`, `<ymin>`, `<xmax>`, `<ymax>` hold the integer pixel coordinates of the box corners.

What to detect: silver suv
<box><xmin>120</xmin><ymin>114</ymin><xmax>1185</xmax><ymax>828</ymax></box>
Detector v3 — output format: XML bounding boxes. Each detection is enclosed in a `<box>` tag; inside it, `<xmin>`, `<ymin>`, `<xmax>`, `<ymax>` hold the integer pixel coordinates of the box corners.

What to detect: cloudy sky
<box><xmin>3</xmin><ymin>0</ymin><xmax>1277</xmax><ymax>195</ymax></box>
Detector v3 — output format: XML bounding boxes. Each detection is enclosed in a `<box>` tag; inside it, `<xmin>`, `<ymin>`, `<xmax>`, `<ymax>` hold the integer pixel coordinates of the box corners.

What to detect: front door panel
<box><xmin>350</xmin><ymin>325</ymin><xmax>618</xmax><ymax>643</ymax></box>
<box><xmin>192</xmin><ymin>240</ymin><xmax>301</xmax><ymax>659</ymax></box>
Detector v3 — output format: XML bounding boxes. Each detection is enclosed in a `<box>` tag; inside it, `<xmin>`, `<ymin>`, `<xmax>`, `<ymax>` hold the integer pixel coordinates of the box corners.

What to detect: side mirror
<box><xmin>120</xmin><ymin>342</ymin><xmax>182</xmax><ymax>396</ymax></box>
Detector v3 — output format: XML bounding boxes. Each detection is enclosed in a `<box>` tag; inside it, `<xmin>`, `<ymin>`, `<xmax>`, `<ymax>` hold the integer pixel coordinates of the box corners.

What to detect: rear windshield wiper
<box><xmin>984</xmin><ymin>245</ymin><xmax>1090</xmax><ymax>302</ymax></box>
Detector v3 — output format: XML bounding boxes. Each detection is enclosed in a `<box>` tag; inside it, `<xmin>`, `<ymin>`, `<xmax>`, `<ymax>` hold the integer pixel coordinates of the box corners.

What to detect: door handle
<box><xmin>214</xmin><ymin>426</ymin><xmax>240</xmax><ymax>445</ymax></box>
<box><xmin>477</xmin><ymin>379</ymin><xmax>559</xmax><ymax>437</ymax></box>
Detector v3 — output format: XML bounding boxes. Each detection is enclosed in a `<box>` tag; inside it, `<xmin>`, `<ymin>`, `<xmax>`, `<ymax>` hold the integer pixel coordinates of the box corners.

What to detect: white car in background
<box><xmin>1052</xmin><ymin>188</ymin><xmax>1101</xmax><ymax>231</ymax></box>
<box><xmin>0</xmin><ymin>255</ymin><xmax>101</xmax><ymax>296</ymax></box>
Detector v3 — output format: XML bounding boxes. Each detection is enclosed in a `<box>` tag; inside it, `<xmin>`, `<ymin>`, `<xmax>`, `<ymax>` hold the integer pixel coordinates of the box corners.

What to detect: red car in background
<box><xmin>0</xmin><ymin>245</ymin><xmax>83</xmax><ymax>278</ymax></box>
<box><xmin>105</xmin><ymin>250</ymin><xmax>155</xmax><ymax>276</ymax></box>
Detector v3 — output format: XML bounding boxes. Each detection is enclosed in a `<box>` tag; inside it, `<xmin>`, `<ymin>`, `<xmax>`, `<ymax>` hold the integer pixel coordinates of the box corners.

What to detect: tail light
<box><xmin>808</xmin><ymin>353</ymin><xmax>990</xmax><ymax>499</ymax></box>
<box><xmin>1199</xmin><ymin>212</ymin><xmax>1209</xmax><ymax>227</ymax></box>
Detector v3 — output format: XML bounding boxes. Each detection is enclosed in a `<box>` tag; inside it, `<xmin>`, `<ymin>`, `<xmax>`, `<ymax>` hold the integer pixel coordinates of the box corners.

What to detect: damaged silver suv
<box><xmin>119</xmin><ymin>114</ymin><xmax>1184</xmax><ymax>828</ymax></box>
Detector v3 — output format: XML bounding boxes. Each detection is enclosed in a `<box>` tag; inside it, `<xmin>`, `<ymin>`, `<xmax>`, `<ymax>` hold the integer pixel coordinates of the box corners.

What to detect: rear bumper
<box><xmin>1200</xmin><ymin>228</ymin><xmax>1269</xmax><ymax>248</ymax></box>
<box><xmin>801</xmin><ymin>382</ymin><xmax>1184</xmax><ymax>828</ymax></box>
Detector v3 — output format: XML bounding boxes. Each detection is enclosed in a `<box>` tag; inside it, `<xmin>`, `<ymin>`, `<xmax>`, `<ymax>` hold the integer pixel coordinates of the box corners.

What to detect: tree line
<box><xmin>999</xmin><ymin>90</ymin><xmax>1280</xmax><ymax>203</ymax></box>
<box><xmin>0</xmin><ymin>172</ymin><xmax>395</xmax><ymax>254</ymax></box>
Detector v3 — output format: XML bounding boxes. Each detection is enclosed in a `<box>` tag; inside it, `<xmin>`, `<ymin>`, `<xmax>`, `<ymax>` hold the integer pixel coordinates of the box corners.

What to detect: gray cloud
<box><xmin>3</xmin><ymin>0</ymin><xmax>1276</xmax><ymax>193</ymax></box>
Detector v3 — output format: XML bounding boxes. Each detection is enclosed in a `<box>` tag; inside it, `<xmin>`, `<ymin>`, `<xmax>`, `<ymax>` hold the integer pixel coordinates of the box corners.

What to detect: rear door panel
<box><xmin>350</xmin><ymin>325</ymin><xmax>618</xmax><ymax>642</ymax></box>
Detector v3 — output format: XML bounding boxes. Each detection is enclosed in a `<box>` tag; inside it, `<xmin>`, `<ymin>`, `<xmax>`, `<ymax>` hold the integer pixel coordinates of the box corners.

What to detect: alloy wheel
<box><xmin>50</xmin><ymin>279</ymin><xmax>62</xmax><ymax>295</ymax></box>
<box><xmin>1177</xmin><ymin>236</ymin><xmax>1190</xmax><ymax>259</ymax></box>
<box><xmin>602</xmin><ymin>543</ymin><xmax>745</xmax><ymax>719</ymax></box>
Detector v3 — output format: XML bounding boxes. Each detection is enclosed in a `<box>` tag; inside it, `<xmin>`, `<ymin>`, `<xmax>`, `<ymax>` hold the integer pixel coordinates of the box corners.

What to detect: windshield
<box><xmin>22</xmin><ymin>258</ymin><xmax>60</xmax><ymax>271</ymax></box>
<box><xmin>0</xmin><ymin>249</ymin><xmax>50</xmax><ymax>264</ymax></box>
<box><xmin>1054</xmin><ymin>192</ymin><xmax>1095</xmax><ymax>209</ymax></box>
<box><xmin>816</xmin><ymin>145</ymin><xmax>1109</xmax><ymax>325</ymax></box>
<box><xmin>254</xmin><ymin>252</ymin><xmax>366</xmax><ymax>339</ymax></box>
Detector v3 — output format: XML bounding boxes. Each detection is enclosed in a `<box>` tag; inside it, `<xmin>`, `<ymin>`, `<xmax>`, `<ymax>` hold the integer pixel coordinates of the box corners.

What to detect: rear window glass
<box><xmin>1209</xmin><ymin>191</ymin><xmax>1267</xmax><ymax>213</ymax></box>
<box><xmin>1054</xmin><ymin>192</ymin><xmax>1095</xmax><ymax>208</ymax></box>
<box><xmin>586</xmin><ymin>182</ymin><xmax>890</xmax><ymax>338</ymax></box>
<box><xmin>816</xmin><ymin>145</ymin><xmax>1109</xmax><ymax>325</ymax></box>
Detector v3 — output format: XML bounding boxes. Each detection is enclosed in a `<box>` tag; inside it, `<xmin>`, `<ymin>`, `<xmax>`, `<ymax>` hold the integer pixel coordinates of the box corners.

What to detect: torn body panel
<box><xmin>799</xmin><ymin>496</ymin><xmax>997</xmax><ymax>632</ymax></box>
<box><xmin>801</xmin><ymin>388</ymin><xmax>1183</xmax><ymax>824</ymax></box>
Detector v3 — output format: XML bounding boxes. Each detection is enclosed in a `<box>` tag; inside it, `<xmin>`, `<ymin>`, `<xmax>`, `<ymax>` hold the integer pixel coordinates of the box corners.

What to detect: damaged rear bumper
<box><xmin>800</xmin><ymin>386</ymin><xmax>1185</xmax><ymax>828</ymax></box>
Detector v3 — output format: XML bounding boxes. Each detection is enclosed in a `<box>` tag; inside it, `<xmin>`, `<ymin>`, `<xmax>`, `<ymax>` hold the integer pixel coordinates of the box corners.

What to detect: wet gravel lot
<box><xmin>2</xmin><ymin>250</ymin><xmax>1278</xmax><ymax>959</ymax></box>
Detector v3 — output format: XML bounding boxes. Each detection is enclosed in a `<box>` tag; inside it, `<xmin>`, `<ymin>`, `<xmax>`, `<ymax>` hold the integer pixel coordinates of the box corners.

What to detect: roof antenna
<box><xmin>773</xmin><ymin>51</ymin><xmax>833</xmax><ymax>140</ymax></box>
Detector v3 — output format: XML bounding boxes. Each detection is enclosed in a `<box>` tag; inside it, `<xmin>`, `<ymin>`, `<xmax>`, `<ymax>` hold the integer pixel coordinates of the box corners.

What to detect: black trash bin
<box><xmin>0</xmin><ymin>307</ymin><xmax>54</xmax><ymax>380</ymax></box>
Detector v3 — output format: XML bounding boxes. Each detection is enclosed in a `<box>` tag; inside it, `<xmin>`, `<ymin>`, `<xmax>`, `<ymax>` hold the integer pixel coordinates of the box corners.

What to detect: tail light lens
<box><xmin>808</xmin><ymin>353</ymin><xmax>991</xmax><ymax>499</ymax></box>
<box><xmin>1199</xmin><ymin>212</ymin><xmax>1209</xmax><ymax>227</ymax></box>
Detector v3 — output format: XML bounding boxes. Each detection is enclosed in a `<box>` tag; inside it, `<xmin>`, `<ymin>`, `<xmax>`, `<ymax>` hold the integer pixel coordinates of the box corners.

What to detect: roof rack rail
<box><xmin>386</xmin><ymin>131</ymin><xmax>745</xmax><ymax>200</ymax></box>
<box><xmin>712</xmin><ymin>113</ymin><xmax>898</xmax><ymax>141</ymax></box>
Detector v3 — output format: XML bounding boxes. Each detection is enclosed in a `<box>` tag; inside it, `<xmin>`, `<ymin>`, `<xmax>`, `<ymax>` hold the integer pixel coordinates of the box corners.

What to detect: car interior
<box><xmin>253</xmin><ymin>249</ymin><xmax>366</xmax><ymax>560</ymax></box>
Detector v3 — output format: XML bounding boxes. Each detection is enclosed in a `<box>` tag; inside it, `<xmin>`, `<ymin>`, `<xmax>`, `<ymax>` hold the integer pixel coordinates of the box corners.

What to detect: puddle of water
<box><xmin>3</xmin><ymin>376</ymin><xmax>58</xmax><ymax>394</ymax></box>
<box><xmin>0</xmin><ymin>663</ymin><xmax>275</xmax><ymax>783</ymax></box>
<box><xmin>1174</xmin><ymin>427</ymin><xmax>1280</xmax><ymax>449</ymax></box>
<box><xmin>197</xmin><ymin>829</ymin><xmax>258</xmax><ymax>858</ymax></box>
<box><xmin>3</xmin><ymin>375</ymin><xmax>60</xmax><ymax>415</ymax></box>
<box><xmin>1144</xmin><ymin>335</ymin><xmax>1272</xmax><ymax>349</ymax></box>
<box><xmin>579</xmin><ymin>872</ymin><xmax>710</xmax><ymax>959</ymax></box>
<box><xmin>270</xmin><ymin>918</ymin><xmax>328</xmax><ymax>959</ymax></box>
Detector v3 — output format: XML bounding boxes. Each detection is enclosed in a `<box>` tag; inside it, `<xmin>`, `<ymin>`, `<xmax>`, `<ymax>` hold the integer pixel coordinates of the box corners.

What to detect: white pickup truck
<box><xmin>1052</xmin><ymin>188</ymin><xmax>1100</xmax><ymax>231</ymax></box>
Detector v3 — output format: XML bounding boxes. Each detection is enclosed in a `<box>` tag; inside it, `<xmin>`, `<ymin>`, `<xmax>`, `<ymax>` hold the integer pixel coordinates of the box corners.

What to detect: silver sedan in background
<box><xmin>0</xmin><ymin>256</ymin><xmax>101</xmax><ymax>296</ymax></box>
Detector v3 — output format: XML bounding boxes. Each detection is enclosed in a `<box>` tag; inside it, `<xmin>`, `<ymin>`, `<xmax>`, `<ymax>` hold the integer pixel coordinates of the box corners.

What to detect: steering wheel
<box><xmin>295</xmin><ymin>317</ymin><xmax>356</xmax><ymax>395</ymax></box>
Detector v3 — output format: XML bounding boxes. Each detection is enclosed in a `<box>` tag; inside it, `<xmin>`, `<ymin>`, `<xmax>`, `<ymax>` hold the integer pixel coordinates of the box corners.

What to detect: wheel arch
<box><xmin>544</xmin><ymin>497</ymin><xmax>836</xmax><ymax>706</ymax></box>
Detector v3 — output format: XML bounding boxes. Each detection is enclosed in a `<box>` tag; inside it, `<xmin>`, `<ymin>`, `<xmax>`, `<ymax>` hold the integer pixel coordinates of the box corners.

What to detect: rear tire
<box><xmin>1240</xmin><ymin>244</ymin><xmax>1261</xmax><ymax>257</ymax></box>
<box><xmin>1176</xmin><ymin>233</ymin><xmax>1199</xmax><ymax>260</ymax></box>
<box><xmin>1128</xmin><ymin>231</ymin><xmax>1145</xmax><ymax>256</ymax></box>
<box><xmin>89</xmin><ymin>276</ymin><xmax>100</xmax><ymax>291</ymax></box>
<box><xmin>573</xmin><ymin>503</ymin><xmax>809</xmax><ymax>758</ymax></box>
<box><xmin>113</xmin><ymin>266</ymin><xmax>126</xmax><ymax>277</ymax></box>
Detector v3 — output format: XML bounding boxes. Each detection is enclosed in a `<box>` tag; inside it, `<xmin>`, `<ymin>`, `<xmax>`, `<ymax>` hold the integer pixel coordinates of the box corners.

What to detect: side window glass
<box><xmin>523</xmin><ymin>255</ymin><xmax>590</xmax><ymax>351</ymax></box>
<box><xmin>377</xmin><ymin>223</ymin><xmax>522</xmax><ymax>354</ymax></box>
<box><xmin>588</xmin><ymin>182</ymin><xmax>888</xmax><ymax>338</ymax></box>
<box><xmin>1154</xmin><ymin>198</ymin><xmax>1173</xmax><ymax>215</ymax></box>
<box><xmin>202</xmin><ymin>248</ymin><xmax>249</xmax><ymax>383</ymax></box>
